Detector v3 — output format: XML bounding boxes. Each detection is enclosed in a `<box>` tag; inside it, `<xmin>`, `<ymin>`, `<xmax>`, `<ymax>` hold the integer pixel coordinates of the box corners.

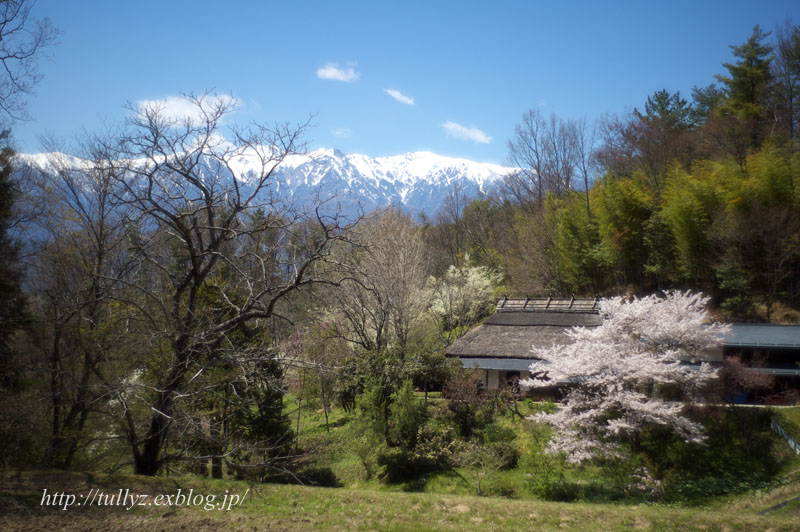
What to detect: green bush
<box><xmin>638</xmin><ymin>406</ymin><xmax>785</xmax><ymax>502</ymax></box>
<box><xmin>487</xmin><ymin>441</ymin><xmax>520</xmax><ymax>470</ymax></box>
<box><xmin>389</xmin><ymin>379</ymin><xmax>427</xmax><ymax>449</ymax></box>
<box><xmin>411</xmin><ymin>423</ymin><xmax>464</xmax><ymax>470</ymax></box>
<box><xmin>481</xmin><ymin>423</ymin><xmax>517</xmax><ymax>443</ymax></box>
<box><xmin>523</xmin><ymin>449</ymin><xmax>578</xmax><ymax>502</ymax></box>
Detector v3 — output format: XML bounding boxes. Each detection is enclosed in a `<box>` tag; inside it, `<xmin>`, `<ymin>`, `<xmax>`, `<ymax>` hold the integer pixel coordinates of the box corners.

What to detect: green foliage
<box><xmin>406</xmin><ymin>349</ymin><xmax>454</xmax><ymax>395</ymax></box>
<box><xmin>661</xmin><ymin>165</ymin><xmax>722</xmax><ymax>282</ymax></box>
<box><xmin>638</xmin><ymin>407</ymin><xmax>785</xmax><ymax>503</ymax></box>
<box><xmin>388</xmin><ymin>379</ymin><xmax>427</xmax><ymax>449</ymax></box>
<box><xmin>0</xmin><ymin>132</ymin><xmax>26</xmax><ymax>381</ymax></box>
<box><xmin>774</xmin><ymin>406</ymin><xmax>800</xmax><ymax>442</ymax></box>
<box><xmin>356</xmin><ymin>377</ymin><xmax>391</xmax><ymax>441</ymax></box>
<box><xmin>524</xmin><ymin>449</ymin><xmax>577</xmax><ymax>501</ymax></box>
<box><xmin>548</xmin><ymin>192</ymin><xmax>606</xmax><ymax>294</ymax></box>
<box><xmin>716</xmin><ymin>25</ymin><xmax>774</xmax><ymax>116</ymax></box>
<box><xmin>333</xmin><ymin>356</ymin><xmax>361</xmax><ymax>413</ymax></box>
<box><xmin>336</xmin><ymin>349</ymin><xmax>407</xmax><ymax>414</ymax></box>
<box><xmin>229</xmin><ymin>358</ymin><xmax>292</xmax><ymax>453</ymax></box>
<box><xmin>641</xmin><ymin>89</ymin><xmax>694</xmax><ymax>130</ymax></box>
<box><xmin>410</xmin><ymin>423</ymin><xmax>464</xmax><ymax>470</ymax></box>
<box><xmin>593</xmin><ymin>173</ymin><xmax>654</xmax><ymax>283</ymax></box>
<box><xmin>715</xmin><ymin>257</ymin><xmax>757</xmax><ymax>320</ymax></box>
<box><xmin>691</xmin><ymin>83</ymin><xmax>725</xmax><ymax>124</ymax></box>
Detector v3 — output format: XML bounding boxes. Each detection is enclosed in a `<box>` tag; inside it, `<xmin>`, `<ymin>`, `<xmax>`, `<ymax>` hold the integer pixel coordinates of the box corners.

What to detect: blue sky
<box><xmin>14</xmin><ymin>0</ymin><xmax>800</xmax><ymax>164</ymax></box>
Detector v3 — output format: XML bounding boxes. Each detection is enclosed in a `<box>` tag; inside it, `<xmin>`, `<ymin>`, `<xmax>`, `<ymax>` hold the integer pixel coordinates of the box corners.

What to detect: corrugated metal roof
<box><xmin>725</xmin><ymin>324</ymin><xmax>800</xmax><ymax>348</ymax></box>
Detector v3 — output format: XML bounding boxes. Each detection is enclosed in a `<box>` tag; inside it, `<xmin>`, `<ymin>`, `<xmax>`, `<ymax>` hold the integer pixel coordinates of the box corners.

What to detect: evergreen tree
<box><xmin>641</xmin><ymin>89</ymin><xmax>693</xmax><ymax>130</ymax></box>
<box><xmin>0</xmin><ymin>131</ymin><xmax>26</xmax><ymax>388</ymax></box>
<box><xmin>690</xmin><ymin>84</ymin><xmax>725</xmax><ymax>125</ymax></box>
<box><xmin>711</xmin><ymin>26</ymin><xmax>775</xmax><ymax>161</ymax></box>
<box><xmin>716</xmin><ymin>25</ymin><xmax>774</xmax><ymax>114</ymax></box>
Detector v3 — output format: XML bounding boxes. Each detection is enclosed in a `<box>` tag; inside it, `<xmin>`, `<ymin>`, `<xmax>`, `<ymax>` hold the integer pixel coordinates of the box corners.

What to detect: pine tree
<box><xmin>0</xmin><ymin>131</ymin><xmax>27</xmax><ymax>388</ymax></box>
<box><xmin>716</xmin><ymin>25</ymin><xmax>774</xmax><ymax>120</ymax></box>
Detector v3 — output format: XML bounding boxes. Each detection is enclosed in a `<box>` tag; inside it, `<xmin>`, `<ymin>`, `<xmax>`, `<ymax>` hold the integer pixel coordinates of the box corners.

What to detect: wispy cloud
<box><xmin>317</xmin><ymin>62</ymin><xmax>360</xmax><ymax>83</ymax></box>
<box><xmin>384</xmin><ymin>89</ymin><xmax>415</xmax><ymax>106</ymax></box>
<box><xmin>135</xmin><ymin>94</ymin><xmax>239</xmax><ymax>123</ymax></box>
<box><xmin>331</xmin><ymin>127</ymin><xmax>352</xmax><ymax>138</ymax></box>
<box><xmin>441</xmin><ymin>121</ymin><xmax>492</xmax><ymax>144</ymax></box>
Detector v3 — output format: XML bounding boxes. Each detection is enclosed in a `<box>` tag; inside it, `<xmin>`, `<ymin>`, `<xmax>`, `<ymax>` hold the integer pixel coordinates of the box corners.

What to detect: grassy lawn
<box><xmin>776</xmin><ymin>406</ymin><xmax>800</xmax><ymax>442</ymax></box>
<box><xmin>1</xmin><ymin>470</ymin><xmax>799</xmax><ymax>531</ymax></box>
<box><xmin>4</xmin><ymin>402</ymin><xmax>798</xmax><ymax>530</ymax></box>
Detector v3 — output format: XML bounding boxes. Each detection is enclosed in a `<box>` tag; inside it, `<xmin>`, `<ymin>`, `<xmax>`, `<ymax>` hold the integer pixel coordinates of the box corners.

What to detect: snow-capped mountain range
<box><xmin>17</xmin><ymin>148</ymin><xmax>514</xmax><ymax>215</ymax></box>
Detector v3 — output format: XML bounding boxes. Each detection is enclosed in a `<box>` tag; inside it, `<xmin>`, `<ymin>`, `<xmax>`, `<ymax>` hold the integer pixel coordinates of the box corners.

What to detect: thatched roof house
<box><xmin>447</xmin><ymin>296</ymin><xmax>800</xmax><ymax>400</ymax></box>
<box><xmin>445</xmin><ymin>297</ymin><xmax>602</xmax><ymax>389</ymax></box>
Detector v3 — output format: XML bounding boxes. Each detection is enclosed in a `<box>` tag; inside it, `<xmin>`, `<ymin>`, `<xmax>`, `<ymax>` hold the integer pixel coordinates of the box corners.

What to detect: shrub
<box><xmin>411</xmin><ymin>423</ymin><xmax>464</xmax><ymax>470</ymax></box>
<box><xmin>638</xmin><ymin>406</ymin><xmax>785</xmax><ymax>502</ymax></box>
<box><xmin>443</xmin><ymin>368</ymin><xmax>496</xmax><ymax>437</ymax></box>
<box><xmin>482</xmin><ymin>423</ymin><xmax>517</xmax><ymax>443</ymax></box>
<box><xmin>487</xmin><ymin>441</ymin><xmax>520</xmax><ymax>470</ymax></box>
<box><xmin>524</xmin><ymin>452</ymin><xmax>578</xmax><ymax>502</ymax></box>
<box><xmin>388</xmin><ymin>379</ymin><xmax>427</xmax><ymax>449</ymax></box>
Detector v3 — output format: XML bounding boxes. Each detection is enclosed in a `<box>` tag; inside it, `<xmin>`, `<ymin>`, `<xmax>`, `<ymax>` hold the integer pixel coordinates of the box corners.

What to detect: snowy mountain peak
<box><xmin>17</xmin><ymin>148</ymin><xmax>515</xmax><ymax>215</ymax></box>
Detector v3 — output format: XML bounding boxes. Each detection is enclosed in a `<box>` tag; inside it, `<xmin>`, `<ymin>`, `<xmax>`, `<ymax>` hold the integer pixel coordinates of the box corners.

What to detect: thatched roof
<box><xmin>446</xmin><ymin>298</ymin><xmax>602</xmax><ymax>360</ymax></box>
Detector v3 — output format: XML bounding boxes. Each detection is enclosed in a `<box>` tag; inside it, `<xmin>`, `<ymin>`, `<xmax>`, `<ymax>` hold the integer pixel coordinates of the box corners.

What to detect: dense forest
<box><xmin>0</xmin><ymin>20</ymin><xmax>798</xmax><ymax>495</ymax></box>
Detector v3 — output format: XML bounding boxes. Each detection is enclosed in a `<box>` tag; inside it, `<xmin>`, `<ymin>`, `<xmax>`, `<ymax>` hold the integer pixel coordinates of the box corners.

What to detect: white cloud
<box><xmin>332</xmin><ymin>127</ymin><xmax>352</xmax><ymax>138</ymax></box>
<box><xmin>317</xmin><ymin>63</ymin><xmax>360</xmax><ymax>83</ymax></box>
<box><xmin>384</xmin><ymin>89</ymin><xmax>415</xmax><ymax>106</ymax></box>
<box><xmin>441</xmin><ymin>121</ymin><xmax>492</xmax><ymax>144</ymax></box>
<box><xmin>135</xmin><ymin>94</ymin><xmax>239</xmax><ymax>123</ymax></box>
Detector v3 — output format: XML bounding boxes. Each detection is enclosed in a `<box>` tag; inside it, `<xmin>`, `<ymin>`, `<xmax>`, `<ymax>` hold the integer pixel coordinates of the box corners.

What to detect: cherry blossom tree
<box><xmin>521</xmin><ymin>291</ymin><xmax>728</xmax><ymax>464</ymax></box>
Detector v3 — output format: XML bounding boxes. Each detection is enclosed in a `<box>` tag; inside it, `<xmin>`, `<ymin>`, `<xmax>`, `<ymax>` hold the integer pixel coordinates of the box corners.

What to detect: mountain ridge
<box><xmin>16</xmin><ymin>148</ymin><xmax>515</xmax><ymax>215</ymax></box>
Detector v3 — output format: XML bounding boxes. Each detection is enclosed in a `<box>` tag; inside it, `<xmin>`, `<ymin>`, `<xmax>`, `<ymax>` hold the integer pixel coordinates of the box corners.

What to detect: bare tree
<box><xmin>593</xmin><ymin>112</ymin><xmax>637</xmax><ymax>179</ymax></box>
<box><xmin>98</xmin><ymin>93</ymin><xmax>357</xmax><ymax>475</ymax></box>
<box><xmin>424</xmin><ymin>181</ymin><xmax>471</xmax><ymax>271</ymax></box>
<box><xmin>0</xmin><ymin>0</ymin><xmax>58</xmax><ymax>122</ymax></box>
<box><xmin>504</xmin><ymin>109</ymin><xmax>583</xmax><ymax>210</ymax></box>
<box><xmin>505</xmin><ymin>109</ymin><xmax>547</xmax><ymax>209</ymax></box>
<box><xmin>772</xmin><ymin>21</ymin><xmax>800</xmax><ymax>143</ymax></box>
<box><xmin>5</xmin><ymin>139</ymin><xmax>136</xmax><ymax>470</ymax></box>
<box><xmin>575</xmin><ymin>117</ymin><xmax>595</xmax><ymax>218</ymax></box>
<box><xmin>322</xmin><ymin>208</ymin><xmax>428</xmax><ymax>358</ymax></box>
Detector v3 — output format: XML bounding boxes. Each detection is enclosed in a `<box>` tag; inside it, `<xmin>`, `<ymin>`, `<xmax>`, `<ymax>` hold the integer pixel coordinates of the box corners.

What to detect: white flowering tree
<box><xmin>429</xmin><ymin>263</ymin><xmax>501</xmax><ymax>345</ymax></box>
<box><xmin>521</xmin><ymin>291</ymin><xmax>728</xmax><ymax>464</ymax></box>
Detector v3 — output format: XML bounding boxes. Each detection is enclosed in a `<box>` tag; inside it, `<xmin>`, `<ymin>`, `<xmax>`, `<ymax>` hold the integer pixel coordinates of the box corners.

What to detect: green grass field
<box><xmin>3</xmin><ymin>401</ymin><xmax>799</xmax><ymax>531</ymax></box>
<box><xmin>1</xmin><ymin>469</ymin><xmax>799</xmax><ymax>531</ymax></box>
<box><xmin>776</xmin><ymin>406</ymin><xmax>800</xmax><ymax>442</ymax></box>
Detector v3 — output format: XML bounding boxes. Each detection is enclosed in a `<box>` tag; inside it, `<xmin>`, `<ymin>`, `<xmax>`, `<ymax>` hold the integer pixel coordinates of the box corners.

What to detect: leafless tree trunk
<box><xmin>505</xmin><ymin>109</ymin><xmax>585</xmax><ymax>209</ymax></box>
<box><xmin>575</xmin><ymin>117</ymin><xmax>596</xmax><ymax>219</ymax></box>
<box><xmin>321</xmin><ymin>208</ymin><xmax>428</xmax><ymax>360</ymax></box>
<box><xmin>91</xmin><ymin>93</ymin><xmax>358</xmax><ymax>475</ymax></box>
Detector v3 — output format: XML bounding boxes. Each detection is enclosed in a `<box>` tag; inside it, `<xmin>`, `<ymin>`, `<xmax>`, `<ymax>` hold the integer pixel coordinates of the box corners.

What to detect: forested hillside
<box><xmin>430</xmin><ymin>24</ymin><xmax>800</xmax><ymax>323</ymax></box>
